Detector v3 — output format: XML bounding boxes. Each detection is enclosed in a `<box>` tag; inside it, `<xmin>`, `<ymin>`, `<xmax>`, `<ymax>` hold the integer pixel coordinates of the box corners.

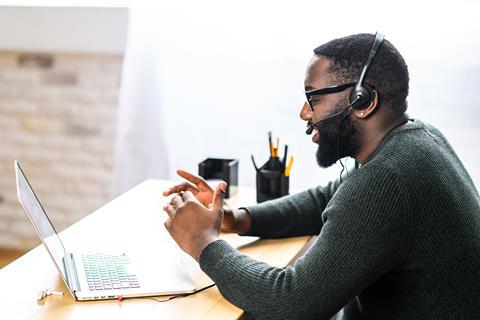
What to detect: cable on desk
<box><xmin>142</xmin><ymin>283</ymin><xmax>216</xmax><ymax>303</ymax></box>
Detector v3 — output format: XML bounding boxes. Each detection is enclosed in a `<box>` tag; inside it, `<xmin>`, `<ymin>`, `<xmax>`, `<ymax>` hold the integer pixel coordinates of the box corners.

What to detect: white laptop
<box><xmin>14</xmin><ymin>160</ymin><xmax>197</xmax><ymax>301</ymax></box>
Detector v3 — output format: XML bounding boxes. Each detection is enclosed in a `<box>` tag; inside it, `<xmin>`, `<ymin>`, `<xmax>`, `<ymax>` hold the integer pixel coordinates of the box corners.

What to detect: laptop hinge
<box><xmin>63</xmin><ymin>253</ymin><xmax>81</xmax><ymax>293</ymax></box>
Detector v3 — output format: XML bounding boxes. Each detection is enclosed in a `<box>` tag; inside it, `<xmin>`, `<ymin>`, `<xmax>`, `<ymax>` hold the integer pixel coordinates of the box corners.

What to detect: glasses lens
<box><xmin>305</xmin><ymin>96</ymin><xmax>314</xmax><ymax>111</ymax></box>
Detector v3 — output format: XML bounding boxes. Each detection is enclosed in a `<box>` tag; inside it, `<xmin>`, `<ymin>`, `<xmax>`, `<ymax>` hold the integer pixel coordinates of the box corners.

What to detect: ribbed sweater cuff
<box><xmin>242</xmin><ymin>204</ymin><xmax>274</xmax><ymax>236</ymax></box>
<box><xmin>199</xmin><ymin>239</ymin><xmax>237</xmax><ymax>278</ymax></box>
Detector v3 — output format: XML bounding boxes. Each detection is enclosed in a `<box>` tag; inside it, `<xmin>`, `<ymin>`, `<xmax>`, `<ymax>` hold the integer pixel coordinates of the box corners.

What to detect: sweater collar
<box><xmin>361</xmin><ymin>118</ymin><xmax>422</xmax><ymax>165</ymax></box>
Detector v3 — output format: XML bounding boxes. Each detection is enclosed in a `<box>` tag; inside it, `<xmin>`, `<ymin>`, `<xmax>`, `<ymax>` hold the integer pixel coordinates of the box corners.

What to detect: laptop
<box><xmin>14</xmin><ymin>160</ymin><xmax>197</xmax><ymax>301</ymax></box>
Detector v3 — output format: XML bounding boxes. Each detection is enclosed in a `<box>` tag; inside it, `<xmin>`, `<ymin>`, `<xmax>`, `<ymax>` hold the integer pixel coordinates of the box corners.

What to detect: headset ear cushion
<box><xmin>349</xmin><ymin>85</ymin><xmax>373</xmax><ymax>110</ymax></box>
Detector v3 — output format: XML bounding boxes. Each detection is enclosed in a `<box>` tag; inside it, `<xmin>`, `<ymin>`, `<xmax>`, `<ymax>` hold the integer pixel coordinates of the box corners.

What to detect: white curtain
<box><xmin>113</xmin><ymin>6</ymin><xmax>171</xmax><ymax>195</ymax></box>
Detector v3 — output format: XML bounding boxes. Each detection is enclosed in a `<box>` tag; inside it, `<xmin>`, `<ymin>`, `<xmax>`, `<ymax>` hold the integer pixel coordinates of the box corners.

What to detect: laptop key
<box><xmin>82</xmin><ymin>253</ymin><xmax>140</xmax><ymax>291</ymax></box>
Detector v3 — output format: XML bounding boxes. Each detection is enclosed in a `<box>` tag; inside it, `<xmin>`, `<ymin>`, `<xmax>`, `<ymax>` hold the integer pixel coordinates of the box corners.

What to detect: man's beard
<box><xmin>314</xmin><ymin>106</ymin><xmax>359</xmax><ymax>168</ymax></box>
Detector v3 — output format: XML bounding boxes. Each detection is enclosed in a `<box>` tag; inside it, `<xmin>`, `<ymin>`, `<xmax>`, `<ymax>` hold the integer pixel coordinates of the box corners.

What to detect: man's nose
<box><xmin>300</xmin><ymin>101</ymin><xmax>312</xmax><ymax>121</ymax></box>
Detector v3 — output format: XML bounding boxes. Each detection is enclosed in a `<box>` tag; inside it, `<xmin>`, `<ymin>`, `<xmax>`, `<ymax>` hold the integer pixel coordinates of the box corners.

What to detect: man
<box><xmin>162</xmin><ymin>33</ymin><xmax>480</xmax><ymax>319</ymax></box>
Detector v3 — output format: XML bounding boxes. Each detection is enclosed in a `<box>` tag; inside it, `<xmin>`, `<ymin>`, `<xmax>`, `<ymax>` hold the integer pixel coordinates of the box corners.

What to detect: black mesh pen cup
<box><xmin>256</xmin><ymin>157</ymin><xmax>289</xmax><ymax>203</ymax></box>
<box><xmin>198</xmin><ymin>158</ymin><xmax>238</xmax><ymax>198</ymax></box>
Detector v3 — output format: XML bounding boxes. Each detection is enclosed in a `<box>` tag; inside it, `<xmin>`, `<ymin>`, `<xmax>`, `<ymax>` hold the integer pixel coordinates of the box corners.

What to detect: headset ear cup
<box><xmin>349</xmin><ymin>85</ymin><xmax>373</xmax><ymax>110</ymax></box>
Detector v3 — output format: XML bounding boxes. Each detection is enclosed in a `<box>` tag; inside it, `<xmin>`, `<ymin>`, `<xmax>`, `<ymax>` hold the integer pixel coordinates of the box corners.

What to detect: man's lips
<box><xmin>312</xmin><ymin>128</ymin><xmax>320</xmax><ymax>143</ymax></box>
<box><xmin>307</xmin><ymin>122</ymin><xmax>320</xmax><ymax>143</ymax></box>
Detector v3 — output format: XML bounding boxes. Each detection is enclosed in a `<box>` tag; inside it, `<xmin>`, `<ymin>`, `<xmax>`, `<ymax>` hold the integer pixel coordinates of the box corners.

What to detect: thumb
<box><xmin>211</xmin><ymin>181</ymin><xmax>227</xmax><ymax>211</ymax></box>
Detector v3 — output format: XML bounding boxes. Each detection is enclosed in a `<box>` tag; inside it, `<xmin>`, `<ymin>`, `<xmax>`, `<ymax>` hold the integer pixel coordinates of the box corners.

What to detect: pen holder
<box><xmin>198</xmin><ymin>158</ymin><xmax>238</xmax><ymax>198</ymax></box>
<box><xmin>256</xmin><ymin>157</ymin><xmax>289</xmax><ymax>203</ymax></box>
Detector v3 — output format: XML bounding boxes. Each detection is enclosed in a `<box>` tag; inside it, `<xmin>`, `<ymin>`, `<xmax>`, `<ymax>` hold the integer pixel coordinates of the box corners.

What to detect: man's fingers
<box><xmin>163</xmin><ymin>182</ymin><xmax>199</xmax><ymax>196</ymax></box>
<box><xmin>177</xmin><ymin>169</ymin><xmax>209</xmax><ymax>189</ymax></box>
<box><xmin>163</xmin><ymin>182</ymin><xmax>198</xmax><ymax>195</ymax></box>
<box><xmin>211</xmin><ymin>181</ymin><xmax>227</xmax><ymax>211</ymax></box>
<box><xmin>164</xmin><ymin>204</ymin><xmax>175</xmax><ymax>219</ymax></box>
<box><xmin>181</xmin><ymin>190</ymin><xmax>197</xmax><ymax>202</ymax></box>
<box><xmin>171</xmin><ymin>193</ymin><xmax>184</xmax><ymax>209</ymax></box>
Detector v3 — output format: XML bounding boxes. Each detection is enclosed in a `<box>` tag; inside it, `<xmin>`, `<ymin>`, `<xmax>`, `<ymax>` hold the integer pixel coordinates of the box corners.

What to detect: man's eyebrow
<box><xmin>305</xmin><ymin>86</ymin><xmax>316</xmax><ymax>91</ymax></box>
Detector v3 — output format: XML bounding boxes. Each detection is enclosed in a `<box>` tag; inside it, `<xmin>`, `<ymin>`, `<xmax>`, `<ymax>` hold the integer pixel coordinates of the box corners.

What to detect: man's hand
<box><xmin>162</xmin><ymin>169</ymin><xmax>251</xmax><ymax>235</ymax></box>
<box><xmin>163</xmin><ymin>170</ymin><xmax>250</xmax><ymax>234</ymax></box>
<box><xmin>163</xmin><ymin>170</ymin><xmax>215</xmax><ymax>207</ymax></box>
<box><xmin>163</xmin><ymin>182</ymin><xmax>226</xmax><ymax>261</ymax></box>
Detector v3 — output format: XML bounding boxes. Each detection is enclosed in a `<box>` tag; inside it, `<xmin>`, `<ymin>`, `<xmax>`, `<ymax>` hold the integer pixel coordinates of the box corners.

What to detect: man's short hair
<box><xmin>314</xmin><ymin>33</ymin><xmax>409</xmax><ymax>113</ymax></box>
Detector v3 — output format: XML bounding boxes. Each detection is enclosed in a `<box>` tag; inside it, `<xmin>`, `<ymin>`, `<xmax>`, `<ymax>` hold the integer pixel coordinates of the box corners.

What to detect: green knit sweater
<box><xmin>199</xmin><ymin>119</ymin><xmax>480</xmax><ymax>320</ymax></box>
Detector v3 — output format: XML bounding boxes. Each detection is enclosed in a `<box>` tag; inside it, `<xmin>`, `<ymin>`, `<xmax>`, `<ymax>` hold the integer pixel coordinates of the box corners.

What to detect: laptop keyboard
<box><xmin>81</xmin><ymin>253</ymin><xmax>140</xmax><ymax>291</ymax></box>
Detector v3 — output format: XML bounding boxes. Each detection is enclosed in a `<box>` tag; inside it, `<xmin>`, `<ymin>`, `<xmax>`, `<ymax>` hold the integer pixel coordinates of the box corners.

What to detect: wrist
<box><xmin>233</xmin><ymin>209</ymin><xmax>252</xmax><ymax>235</ymax></box>
<box><xmin>192</xmin><ymin>235</ymin><xmax>219</xmax><ymax>262</ymax></box>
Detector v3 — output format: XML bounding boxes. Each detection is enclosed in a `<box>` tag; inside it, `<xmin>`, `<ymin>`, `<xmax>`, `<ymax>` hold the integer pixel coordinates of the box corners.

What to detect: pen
<box><xmin>285</xmin><ymin>156</ymin><xmax>294</xmax><ymax>176</ymax></box>
<box><xmin>251</xmin><ymin>155</ymin><xmax>259</xmax><ymax>171</ymax></box>
<box><xmin>282</xmin><ymin>145</ymin><xmax>288</xmax><ymax>166</ymax></box>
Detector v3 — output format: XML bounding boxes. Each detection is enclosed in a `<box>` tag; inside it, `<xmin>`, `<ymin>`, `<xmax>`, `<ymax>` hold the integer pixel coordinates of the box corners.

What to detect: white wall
<box><xmin>0</xmin><ymin>6</ymin><xmax>128</xmax><ymax>54</ymax></box>
<box><xmin>126</xmin><ymin>0</ymin><xmax>480</xmax><ymax>190</ymax></box>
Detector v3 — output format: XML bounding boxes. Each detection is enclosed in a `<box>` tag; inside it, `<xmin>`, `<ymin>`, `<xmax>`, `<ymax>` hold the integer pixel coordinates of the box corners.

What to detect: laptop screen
<box><xmin>15</xmin><ymin>161</ymin><xmax>69</xmax><ymax>283</ymax></box>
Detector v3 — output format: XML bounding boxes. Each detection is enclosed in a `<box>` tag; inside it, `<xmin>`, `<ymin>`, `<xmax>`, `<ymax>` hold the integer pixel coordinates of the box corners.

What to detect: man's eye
<box><xmin>310</xmin><ymin>97</ymin><xmax>322</xmax><ymax>105</ymax></box>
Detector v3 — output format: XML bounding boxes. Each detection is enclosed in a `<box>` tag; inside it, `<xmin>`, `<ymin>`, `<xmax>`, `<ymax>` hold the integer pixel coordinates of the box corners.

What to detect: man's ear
<box><xmin>354</xmin><ymin>90</ymin><xmax>378</xmax><ymax>119</ymax></box>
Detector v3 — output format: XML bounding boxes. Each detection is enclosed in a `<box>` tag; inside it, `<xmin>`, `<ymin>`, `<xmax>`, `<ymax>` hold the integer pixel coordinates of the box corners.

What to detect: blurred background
<box><xmin>1</xmin><ymin>0</ymin><xmax>479</xmax><ymax>265</ymax></box>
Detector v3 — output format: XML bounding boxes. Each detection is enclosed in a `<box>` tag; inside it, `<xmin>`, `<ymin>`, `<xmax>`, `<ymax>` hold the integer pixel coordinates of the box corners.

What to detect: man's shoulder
<box><xmin>389</xmin><ymin>119</ymin><xmax>449</xmax><ymax>147</ymax></box>
<box><xmin>396</xmin><ymin>119</ymin><xmax>448</xmax><ymax>143</ymax></box>
<box><xmin>368</xmin><ymin>119</ymin><xmax>452</xmax><ymax>167</ymax></box>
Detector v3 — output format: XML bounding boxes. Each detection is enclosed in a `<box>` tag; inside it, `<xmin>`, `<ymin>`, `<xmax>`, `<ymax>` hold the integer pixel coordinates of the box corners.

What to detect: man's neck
<box><xmin>355</xmin><ymin>114</ymin><xmax>409</xmax><ymax>164</ymax></box>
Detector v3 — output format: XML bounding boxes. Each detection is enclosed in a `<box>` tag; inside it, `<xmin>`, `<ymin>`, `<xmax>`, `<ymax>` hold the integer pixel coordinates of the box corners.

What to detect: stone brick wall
<box><xmin>0</xmin><ymin>52</ymin><xmax>123</xmax><ymax>250</ymax></box>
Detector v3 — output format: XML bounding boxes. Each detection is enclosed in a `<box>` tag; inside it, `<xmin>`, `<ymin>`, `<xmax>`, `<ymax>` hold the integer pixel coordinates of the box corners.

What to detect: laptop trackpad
<box><xmin>127</xmin><ymin>249</ymin><xmax>196</xmax><ymax>293</ymax></box>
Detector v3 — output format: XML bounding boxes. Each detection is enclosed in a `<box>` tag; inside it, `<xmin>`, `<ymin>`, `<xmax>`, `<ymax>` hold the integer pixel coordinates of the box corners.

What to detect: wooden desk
<box><xmin>1</xmin><ymin>180</ymin><xmax>312</xmax><ymax>320</ymax></box>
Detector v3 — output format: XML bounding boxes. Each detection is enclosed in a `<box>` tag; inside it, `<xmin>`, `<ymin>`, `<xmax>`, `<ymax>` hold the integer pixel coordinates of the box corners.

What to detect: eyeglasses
<box><xmin>305</xmin><ymin>82</ymin><xmax>356</xmax><ymax>111</ymax></box>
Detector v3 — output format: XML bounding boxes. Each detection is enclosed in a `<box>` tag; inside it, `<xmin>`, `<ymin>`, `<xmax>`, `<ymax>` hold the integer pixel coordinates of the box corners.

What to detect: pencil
<box><xmin>268</xmin><ymin>131</ymin><xmax>273</xmax><ymax>157</ymax></box>
<box><xmin>275</xmin><ymin>137</ymin><xmax>280</xmax><ymax>158</ymax></box>
<box><xmin>285</xmin><ymin>156</ymin><xmax>294</xmax><ymax>176</ymax></box>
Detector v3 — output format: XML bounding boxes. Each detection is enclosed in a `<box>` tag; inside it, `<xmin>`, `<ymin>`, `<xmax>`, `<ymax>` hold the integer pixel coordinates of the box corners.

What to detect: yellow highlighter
<box><xmin>285</xmin><ymin>156</ymin><xmax>294</xmax><ymax>176</ymax></box>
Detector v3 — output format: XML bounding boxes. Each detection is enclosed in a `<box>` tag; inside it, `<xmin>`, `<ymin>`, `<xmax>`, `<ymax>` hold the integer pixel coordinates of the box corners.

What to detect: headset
<box><xmin>349</xmin><ymin>32</ymin><xmax>385</xmax><ymax>110</ymax></box>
